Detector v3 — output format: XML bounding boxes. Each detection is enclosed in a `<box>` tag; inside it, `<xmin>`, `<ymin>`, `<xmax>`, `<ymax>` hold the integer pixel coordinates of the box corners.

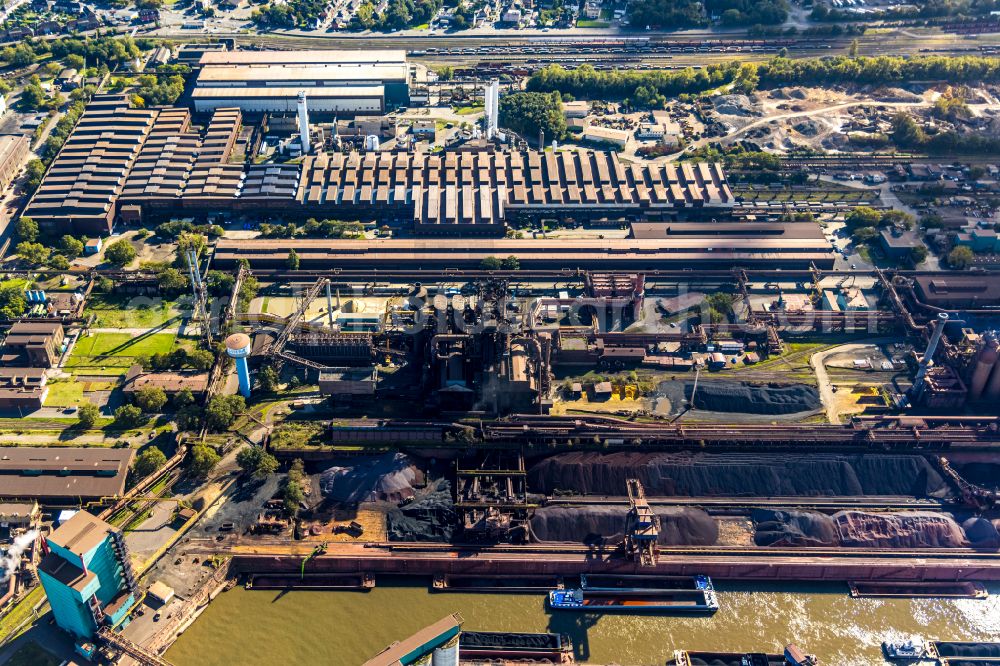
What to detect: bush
<box><xmin>134</xmin><ymin>386</ymin><xmax>168</xmax><ymax>413</ymax></box>
<box><xmin>134</xmin><ymin>447</ymin><xmax>167</xmax><ymax>477</ymax></box>
<box><xmin>236</xmin><ymin>446</ymin><xmax>279</xmax><ymax>478</ymax></box>
<box><xmin>105</xmin><ymin>239</ymin><xmax>137</xmax><ymax>267</ymax></box>
<box><xmin>948</xmin><ymin>245</ymin><xmax>974</xmax><ymax>270</ymax></box>
<box><xmin>114</xmin><ymin>404</ymin><xmax>146</xmax><ymax>429</ymax></box>
<box><xmin>189</xmin><ymin>444</ymin><xmax>220</xmax><ymax>478</ymax></box>
<box><xmin>78</xmin><ymin>402</ymin><xmax>100</xmax><ymax>428</ymax></box>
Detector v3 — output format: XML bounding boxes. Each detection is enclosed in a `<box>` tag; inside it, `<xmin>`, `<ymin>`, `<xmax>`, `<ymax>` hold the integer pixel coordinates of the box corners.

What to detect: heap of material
<box><xmin>530</xmin><ymin>505</ymin><xmax>718</xmax><ymax>546</ymax></box>
<box><xmin>527</xmin><ymin>452</ymin><xmax>954</xmax><ymax>498</ymax></box>
<box><xmin>318</xmin><ymin>453</ymin><xmax>422</xmax><ymax>504</ymax></box>
<box><xmin>753</xmin><ymin>509</ymin><xmax>981</xmax><ymax>549</ymax></box>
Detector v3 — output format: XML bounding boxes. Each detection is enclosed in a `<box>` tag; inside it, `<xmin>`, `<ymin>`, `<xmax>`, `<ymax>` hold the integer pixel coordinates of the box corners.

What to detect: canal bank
<box><xmin>165</xmin><ymin>579</ymin><xmax>1000</xmax><ymax>665</ymax></box>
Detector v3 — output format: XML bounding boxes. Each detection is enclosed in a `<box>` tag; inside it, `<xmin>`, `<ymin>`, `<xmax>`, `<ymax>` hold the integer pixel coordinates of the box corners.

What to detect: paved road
<box><xmin>811</xmin><ymin>338</ymin><xmax>896</xmax><ymax>424</ymax></box>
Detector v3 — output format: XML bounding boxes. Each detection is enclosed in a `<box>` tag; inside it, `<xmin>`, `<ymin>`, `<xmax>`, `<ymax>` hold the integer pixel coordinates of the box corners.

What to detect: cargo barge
<box><xmin>432</xmin><ymin>574</ymin><xmax>564</xmax><ymax>593</ymax></box>
<box><xmin>669</xmin><ymin>643</ymin><xmax>817</xmax><ymax>666</ymax></box>
<box><xmin>245</xmin><ymin>573</ymin><xmax>375</xmax><ymax>590</ymax></box>
<box><xmin>581</xmin><ymin>573</ymin><xmax>713</xmax><ymax>592</ymax></box>
<box><xmin>933</xmin><ymin>641</ymin><xmax>1000</xmax><ymax>664</ymax></box>
<box><xmin>459</xmin><ymin>630</ymin><xmax>575</xmax><ymax>663</ymax></box>
<box><xmin>883</xmin><ymin>639</ymin><xmax>1000</xmax><ymax>663</ymax></box>
<box><xmin>850</xmin><ymin>581</ymin><xmax>988</xmax><ymax>599</ymax></box>
<box><xmin>548</xmin><ymin>587</ymin><xmax>719</xmax><ymax>613</ymax></box>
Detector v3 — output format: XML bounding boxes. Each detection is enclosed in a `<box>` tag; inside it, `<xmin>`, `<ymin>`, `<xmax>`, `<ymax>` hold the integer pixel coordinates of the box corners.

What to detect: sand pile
<box><xmin>319</xmin><ymin>453</ymin><xmax>421</xmax><ymax>503</ymax></box>
<box><xmin>753</xmin><ymin>509</ymin><xmax>971</xmax><ymax>548</ymax></box>
<box><xmin>386</xmin><ymin>479</ymin><xmax>455</xmax><ymax>542</ymax></box>
<box><xmin>530</xmin><ymin>505</ymin><xmax>717</xmax><ymax>546</ymax></box>
<box><xmin>528</xmin><ymin>452</ymin><xmax>952</xmax><ymax>499</ymax></box>
<box><xmin>835</xmin><ymin>511</ymin><xmax>968</xmax><ymax>549</ymax></box>
<box><xmin>684</xmin><ymin>381</ymin><xmax>820</xmax><ymax>415</ymax></box>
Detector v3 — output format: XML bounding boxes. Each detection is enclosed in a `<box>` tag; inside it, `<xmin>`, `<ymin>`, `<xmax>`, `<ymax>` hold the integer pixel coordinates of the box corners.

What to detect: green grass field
<box><xmin>85</xmin><ymin>294</ymin><xmax>181</xmax><ymax>329</ymax></box>
<box><xmin>65</xmin><ymin>332</ymin><xmax>179</xmax><ymax>374</ymax></box>
<box><xmin>72</xmin><ymin>332</ymin><xmax>176</xmax><ymax>357</ymax></box>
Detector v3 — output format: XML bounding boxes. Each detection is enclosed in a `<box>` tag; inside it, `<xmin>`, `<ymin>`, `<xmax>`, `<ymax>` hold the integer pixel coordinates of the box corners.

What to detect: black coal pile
<box><xmin>461</xmin><ymin>633</ymin><xmax>561</xmax><ymax>650</ymax></box>
<box><xmin>753</xmin><ymin>510</ymin><xmax>838</xmax><ymax>547</ymax></box>
<box><xmin>319</xmin><ymin>453</ymin><xmax>422</xmax><ymax>503</ymax></box>
<box><xmin>386</xmin><ymin>479</ymin><xmax>455</xmax><ymax>542</ymax></box>
<box><xmin>936</xmin><ymin>643</ymin><xmax>1000</xmax><ymax>659</ymax></box>
<box><xmin>684</xmin><ymin>381</ymin><xmax>820</xmax><ymax>415</ymax></box>
<box><xmin>528</xmin><ymin>452</ymin><xmax>953</xmax><ymax>499</ymax></box>
<box><xmin>671</xmin><ymin>657</ymin><xmax>786</xmax><ymax>666</ymax></box>
<box><xmin>961</xmin><ymin>516</ymin><xmax>1000</xmax><ymax>549</ymax></box>
<box><xmin>753</xmin><ymin>509</ymin><xmax>971</xmax><ymax>548</ymax></box>
<box><xmin>955</xmin><ymin>462</ymin><xmax>1000</xmax><ymax>490</ymax></box>
<box><xmin>530</xmin><ymin>505</ymin><xmax>717</xmax><ymax>545</ymax></box>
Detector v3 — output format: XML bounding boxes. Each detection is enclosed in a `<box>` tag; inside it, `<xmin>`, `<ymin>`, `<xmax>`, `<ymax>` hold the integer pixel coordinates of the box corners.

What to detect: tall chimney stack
<box><xmin>297</xmin><ymin>91</ymin><xmax>310</xmax><ymax>154</ymax></box>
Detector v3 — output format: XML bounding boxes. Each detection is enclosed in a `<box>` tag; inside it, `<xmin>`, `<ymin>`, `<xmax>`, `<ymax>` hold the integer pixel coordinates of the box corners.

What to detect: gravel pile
<box><xmin>386</xmin><ymin>479</ymin><xmax>455</xmax><ymax>542</ymax></box>
<box><xmin>753</xmin><ymin>510</ymin><xmax>838</xmax><ymax>547</ymax></box>
<box><xmin>318</xmin><ymin>453</ymin><xmax>421</xmax><ymax>504</ymax></box>
<box><xmin>530</xmin><ymin>505</ymin><xmax>717</xmax><ymax>546</ymax></box>
<box><xmin>528</xmin><ymin>452</ymin><xmax>953</xmax><ymax>499</ymax></box>
<box><xmin>683</xmin><ymin>381</ymin><xmax>821</xmax><ymax>415</ymax></box>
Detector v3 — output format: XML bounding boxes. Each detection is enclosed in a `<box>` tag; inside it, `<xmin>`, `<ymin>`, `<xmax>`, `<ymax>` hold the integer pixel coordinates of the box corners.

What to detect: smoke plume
<box><xmin>0</xmin><ymin>530</ymin><xmax>39</xmax><ymax>582</ymax></box>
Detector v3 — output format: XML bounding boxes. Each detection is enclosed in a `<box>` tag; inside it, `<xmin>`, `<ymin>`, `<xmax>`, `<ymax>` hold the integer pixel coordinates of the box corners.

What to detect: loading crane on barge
<box><xmin>624</xmin><ymin>479</ymin><xmax>659</xmax><ymax>567</ymax></box>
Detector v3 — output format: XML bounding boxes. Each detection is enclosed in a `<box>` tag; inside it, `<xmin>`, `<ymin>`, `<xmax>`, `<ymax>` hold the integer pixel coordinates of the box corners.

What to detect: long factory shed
<box><xmin>23</xmin><ymin>96</ymin><xmax>748</xmax><ymax>238</ymax></box>
<box><xmin>213</xmin><ymin>235</ymin><xmax>835</xmax><ymax>270</ymax></box>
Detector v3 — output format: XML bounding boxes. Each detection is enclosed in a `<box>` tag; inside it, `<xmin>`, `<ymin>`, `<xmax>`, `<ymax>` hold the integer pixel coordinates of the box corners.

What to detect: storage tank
<box><xmin>969</xmin><ymin>336</ymin><xmax>999</xmax><ymax>400</ymax></box>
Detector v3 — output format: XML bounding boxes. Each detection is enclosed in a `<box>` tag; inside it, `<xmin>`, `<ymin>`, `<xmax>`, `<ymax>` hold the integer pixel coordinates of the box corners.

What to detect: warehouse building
<box><xmin>0</xmin><ymin>447</ymin><xmax>135</xmax><ymax>504</ymax></box>
<box><xmin>22</xmin><ymin>95</ymin><xmax>158</xmax><ymax>236</ymax></box>
<box><xmin>19</xmin><ymin>98</ymin><xmax>757</xmax><ymax>245</ymax></box>
<box><xmin>0</xmin><ymin>134</ymin><xmax>29</xmax><ymax>194</ymax></box>
<box><xmin>1</xmin><ymin>322</ymin><xmax>65</xmax><ymax>367</ymax></box>
<box><xmin>122</xmin><ymin>364</ymin><xmax>209</xmax><ymax>398</ymax></box>
<box><xmin>0</xmin><ymin>367</ymin><xmax>49</xmax><ymax>411</ymax></box>
<box><xmin>193</xmin><ymin>49</ymin><xmax>409</xmax><ymax>113</ymax></box>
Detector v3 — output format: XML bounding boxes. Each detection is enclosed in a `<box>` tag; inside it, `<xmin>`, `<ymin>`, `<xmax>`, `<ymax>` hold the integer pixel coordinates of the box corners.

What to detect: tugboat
<box><xmin>882</xmin><ymin>636</ymin><xmax>928</xmax><ymax>661</ymax></box>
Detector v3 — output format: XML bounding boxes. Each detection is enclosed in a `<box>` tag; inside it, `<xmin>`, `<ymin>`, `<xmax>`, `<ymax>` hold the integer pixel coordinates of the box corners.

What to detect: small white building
<box><xmin>583</xmin><ymin>125</ymin><xmax>630</xmax><ymax>148</ymax></box>
<box><xmin>562</xmin><ymin>100</ymin><xmax>590</xmax><ymax>118</ymax></box>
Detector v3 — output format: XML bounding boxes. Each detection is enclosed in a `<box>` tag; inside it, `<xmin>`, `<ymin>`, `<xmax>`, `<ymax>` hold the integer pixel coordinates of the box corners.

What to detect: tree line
<box><xmin>526</xmin><ymin>55</ymin><xmax>1000</xmax><ymax>103</ymax></box>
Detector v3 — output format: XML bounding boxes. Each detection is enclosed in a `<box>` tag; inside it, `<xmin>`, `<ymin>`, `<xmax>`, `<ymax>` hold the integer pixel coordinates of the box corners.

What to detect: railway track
<box><xmin>544</xmin><ymin>495</ymin><xmax>947</xmax><ymax>512</ymax></box>
<box><xmin>480</xmin><ymin>414</ymin><xmax>1000</xmax><ymax>449</ymax></box>
<box><xmin>383</xmin><ymin>542</ymin><xmax>1000</xmax><ymax>559</ymax></box>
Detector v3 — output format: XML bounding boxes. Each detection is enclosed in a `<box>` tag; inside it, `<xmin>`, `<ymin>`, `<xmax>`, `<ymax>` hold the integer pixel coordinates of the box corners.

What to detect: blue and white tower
<box><xmin>226</xmin><ymin>333</ymin><xmax>252</xmax><ymax>398</ymax></box>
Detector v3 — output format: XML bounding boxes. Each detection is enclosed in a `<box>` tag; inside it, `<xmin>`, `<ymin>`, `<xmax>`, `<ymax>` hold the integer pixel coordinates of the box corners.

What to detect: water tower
<box><xmin>226</xmin><ymin>333</ymin><xmax>252</xmax><ymax>398</ymax></box>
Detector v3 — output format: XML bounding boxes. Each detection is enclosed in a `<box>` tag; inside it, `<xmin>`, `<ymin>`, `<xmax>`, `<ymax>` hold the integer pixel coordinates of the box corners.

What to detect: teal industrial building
<box><xmin>37</xmin><ymin>511</ymin><xmax>139</xmax><ymax>641</ymax></box>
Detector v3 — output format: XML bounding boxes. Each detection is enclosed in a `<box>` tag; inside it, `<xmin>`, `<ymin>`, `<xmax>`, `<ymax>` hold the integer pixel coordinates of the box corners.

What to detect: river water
<box><xmin>166</xmin><ymin>579</ymin><xmax>1000</xmax><ymax>665</ymax></box>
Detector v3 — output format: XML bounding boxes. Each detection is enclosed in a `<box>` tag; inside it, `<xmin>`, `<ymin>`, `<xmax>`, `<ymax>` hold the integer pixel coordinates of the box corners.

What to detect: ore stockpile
<box><xmin>531</xmin><ymin>506</ymin><xmax>718</xmax><ymax>546</ymax></box>
<box><xmin>522</xmin><ymin>452</ymin><xmax>1000</xmax><ymax>549</ymax></box>
<box><xmin>526</xmin><ymin>452</ymin><xmax>953</xmax><ymax>498</ymax></box>
<box><xmin>656</xmin><ymin>380</ymin><xmax>822</xmax><ymax>416</ymax></box>
<box><xmin>306</xmin><ymin>451</ymin><xmax>997</xmax><ymax>549</ymax></box>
